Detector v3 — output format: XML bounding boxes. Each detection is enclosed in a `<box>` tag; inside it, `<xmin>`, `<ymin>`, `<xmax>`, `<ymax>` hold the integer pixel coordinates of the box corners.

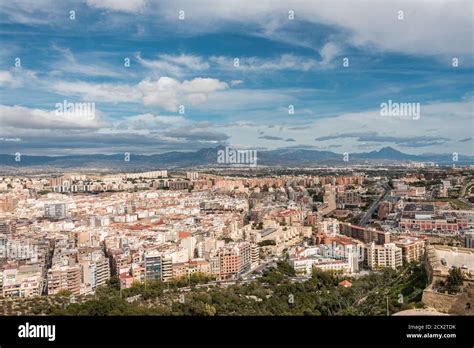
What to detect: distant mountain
<box><xmin>351</xmin><ymin>147</ymin><xmax>421</xmax><ymax>161</ymax></box>
<box><xmin>0</xmin><ymin>146</ymin><xmax>472</xmax><ymax>170</ymax></box>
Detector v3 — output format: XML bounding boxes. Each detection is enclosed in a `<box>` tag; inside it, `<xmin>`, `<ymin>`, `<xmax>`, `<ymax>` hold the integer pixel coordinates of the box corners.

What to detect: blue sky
<box><xmin>0</xmin><ymin>0</ymin><xmax>473</xmax><ymax>156</ymax></box>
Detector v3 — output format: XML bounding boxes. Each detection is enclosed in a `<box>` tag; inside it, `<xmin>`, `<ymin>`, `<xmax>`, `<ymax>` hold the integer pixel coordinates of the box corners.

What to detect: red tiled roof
<box><xmin>338</xmin><ymin>280</ymin><xmax>353</xmax><ymax>287</ymax></box>
<box><xmin>178</xmin><ymin>231</ymin><xmax>192</xmax><ymax>239</ymax></box>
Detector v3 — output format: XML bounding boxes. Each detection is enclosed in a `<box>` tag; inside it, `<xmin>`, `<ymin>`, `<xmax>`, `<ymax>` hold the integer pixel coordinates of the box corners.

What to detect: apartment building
<box><xmin>186</xmin><ymin>172</ymin><xmax>199</xmax><ymax>181</ymax></box>
<box><xmin>144</xmin><ymin>250</ymin><xmax>161</xmax><ymax>281</ymax></box>
<box><xmin>161</xmin><ymin>256</ymin><xmax>173</xmax><ymax>282</ymax></box>
<box><xmin>209</xmin><ymin>256</ymin><xmax>220</xmax><ymax>278</ymax></box>
<box><xmin>289</xmin><ymin>245</ymin><xmax>359</xmax><ymax>276</ymax></box>
<box><xmin>395</xmin><ymin>236</ymin><xmax>426</xmax><ymax>263</ymax></box>
<box><xmin>465</xmin><ymin>232</ymin><xmax>474</xmax><ymax>248</ymax></box>
<box><xmin>47</xmin><ymin>265</ymin><xmax>81</xmax><ymax>295</ymax></box>
<box><xmin>0</xmin><ymin>221</ymin><xmax>16</xmax><ymax>235</ymax></box>
<box><xmin>82</xmin><ymin>256</ymin><xmax>110</xmax><ymax>289</ymax></box>
<box><xmin>172</xmin><ymin>262</ymin><xmax>189</xmax><ymax>279</ymax></box>
<box><xmin>125</xmin><ymin>171</ymin><xmax>167</xmax><ymax>179</ymax></box>
<box><xmin>169</xmin><ymin>181</ymin><xmax>190</xmax><ymax>190</ymax></box>
<box><xmin>1</xmin><ymin>265</ymin><xmax>43</xmax><ymax>298</ymax></box>
<box><xmin>219</xmin><ymin>252</ymin><xmax>240</xmax><ymax>280</ymax></box>
<box><xmin>251</xmin><ymin>244</ymin><xmax>259</xmax><ymax>268</ymax></box>
<box><xmin>339</xmin><ymin>223</ymin><xmax>390</xmax><ymax>245</ymax></box>
<box><xmin>364</xmin><ymin>242</ymin><xmax>402</xmax><ymax>270</ymax></box>
<box><xmin>336</xmin><ymin>191</ymin><xmax>362</xmax><ymax>208</ymax></box>
<box><xmin>44</xmin><ymin>203</ymin><xmax>68</xmax><ymax>219</ymax></box>
<box><xmin>400</xmin><ymin>214</ymin><xmax>469</xmax><ymax>232</ymax></box>
<box><xmin>317</xmin><ymin>219</ymin><xmax>340</xmax><ymax>235</ymax></box>
<box><xmin>188</xmin><ymin>259</ymin><xmax>211</xmax><ymax>275</ymax></box>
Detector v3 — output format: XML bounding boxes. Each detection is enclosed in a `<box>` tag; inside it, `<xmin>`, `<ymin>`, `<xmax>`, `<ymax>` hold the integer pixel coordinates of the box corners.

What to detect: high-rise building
<box><xmin>364</xmin><ymin>242</ymin><xmax>402</xmax><ymax>270</ymax></box>
<box><xmin>95</xmin><ymin>257</ymin><xmax>111</xmax><ymax>288</ymax></box>
<box><xmin>237</xmin><ymin>242</ymin><xmax>251</xmax><ymax>274</ymax></box>
<box><xmin>465</xmin><ymin>232</ymin><xmax>474</xmax><ymax>248</ymax></box>
<box><xmin>144</xmin><ymin>251</ymin><xmax>161</xmax><ymax>281</ymax></box>
<box><xmin>217</xmin><ymin>242</ymin><xmax>253</xmax><ymax>280</ymax></box>
<box><xmin>44</xmin><ymin>203</ymin><xmax>68</xmax><ymax>219</ymax></box>
<box><xmin>209</xmin><ymin>256</ymin><xmax>220</xmax><ymax>278</ymax></box>
<box><xmin>160</xmin><ymin>256</ymin><xmax>173</xmax><ymax>282</ymax></box>
<box><xmin>218</xmin><ymin>247</ymin><xmax>241</xmax><ymax>280</ymax></box>
<box><xmin>346</xmin><ymin>245</ymin><xmax>360</xmax><ymax>273</ymax></box>
<box><xmin>251</xmin><ymin>244</ymin><xmax>259</xmax><ymax>268</ymax></box>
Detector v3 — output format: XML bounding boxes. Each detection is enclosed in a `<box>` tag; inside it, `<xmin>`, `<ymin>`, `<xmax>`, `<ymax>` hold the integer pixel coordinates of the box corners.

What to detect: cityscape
<box><xmin>0</xmin><ymin>165</ymin><xmax>473</xmax><ymax>316</ymax></box>
<box><xmin>0</xmin><ymin>2</ymin><xmax>473</xmax><ymax>346</ymax></box>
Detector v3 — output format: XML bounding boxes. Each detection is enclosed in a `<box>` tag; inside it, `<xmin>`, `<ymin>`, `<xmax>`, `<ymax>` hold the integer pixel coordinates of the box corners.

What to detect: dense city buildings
<box><xmin>0</xmin><ymin>168</ymin><xmax>473</xmax><ymax>306</ymax></box>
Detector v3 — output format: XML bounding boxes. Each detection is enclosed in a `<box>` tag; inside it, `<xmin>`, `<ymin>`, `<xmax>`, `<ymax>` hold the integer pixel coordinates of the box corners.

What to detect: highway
<box><xmin>359</xmin><ymin>182</ymin><xmax>391</xmax><ymax>227</ymax></box>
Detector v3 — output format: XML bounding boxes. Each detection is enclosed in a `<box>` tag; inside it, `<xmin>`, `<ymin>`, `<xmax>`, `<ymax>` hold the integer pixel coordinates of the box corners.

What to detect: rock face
<box><xmin>422</xmin><ymin>287</ymin><xmax>473</xmax><ymax>314</ymax></box>
<box><xmin>422</xmin><ymin>245</ymin><xmax>474</xmax><ymax>315</ymax></box>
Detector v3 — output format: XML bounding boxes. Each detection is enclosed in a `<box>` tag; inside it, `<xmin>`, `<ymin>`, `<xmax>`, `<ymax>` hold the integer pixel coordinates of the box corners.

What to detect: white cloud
<box><xmin>137</xmin><ymin>77</ymin><xmax>228</xmax><ymax>111</ymax></box>
<box><xmin>51</xmin><ymin>46</ymin><xmax>123</xmax><ymax>78</ymax></box>
<box><xmin>0</xmin><ymin>0</ymin><xmax>60</xmax><ymax>25</ymax></box>
<box><xmin>209</xmin><ymin>52</ymin><xmax>338</xmax><ymax>72</ymax></box>
<box><xmin>50</xmin><ymin>76</ymin><xmax>228</xmax><ymax>111</ymax></box>
<box><xmin>156</xmin><ymin>0</ymin><xmax>473</xmax><ymax>58</ymax></box>
<box><xmin>0</xmin><ymin>68</ymin><xmax>38</xmax><ymax>88</ymax></box>
<box><xmin>115</xmin><ymin>113</ymin><xmax>187</xmax><ymax>130</ymax></box>
<box><xmin>305</xmin><ymin>97</ymin><xmax>474</xmax><ymax>154</ymax></box>
<box><xmin>231</xmin><ymin>80</ymin><xmax>244</xmax><ymax>86</ymax></box>
<box><xmin>2</xmin><ymin>1</ymin><xmax>471</xmax><ymax>59</ymax></box>
<box><xmin>160</xmin><ymin>54</ymin><xmax>210</xmax><ymax>71</ymax></box>
<box><xmin>0</xmin><ymin>71</ymin><xmax>14</xmax><ymax>86</ymax></box>
<box><xmin>86</xmin><ymin>0</ymin><xmax>147</xmax><ymax>13</ymax></box>
<box><xmin>319</xmin><ymin>42</ymin><xmax>341</xmax><ymax>65</ymax></box>
<box><xmin>136</xmin><ymin>52</ymin><xmax>209</xmax><ymax>76</ymax></box>
<box><xmin>209</xmin><ymin>96</ymin><xmax>474</xmax><ymax>155</ymax></box>
<box><xmin>0</xmin><ymin>104</ymin><xmax>105</xmax><ymax>130</ymax></box>
<box><xmin>51</xmin><ymin>81</ymin><xmax>140</xmax><ymax>103</ymax></box>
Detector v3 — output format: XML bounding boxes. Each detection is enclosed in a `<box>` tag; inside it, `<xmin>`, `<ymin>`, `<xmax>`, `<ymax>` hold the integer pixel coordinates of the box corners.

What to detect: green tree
<box><xmin>56</xmin><ymin>289</ymin><xmax>72</xmax><ymax>297</ymax></box>
<box><xmin>258</xmin><ymin>240</ymin><xmax>276</xmax><ymax>247</ymax></box>
<box><xmin>107</xmin><ymin>275</ymin><xmax>120</xmax><ymax>290</ymax></box>
<box><xmin>446</xmin><ymin>267</ymin><xmax>463</xmax><ymax>294</ymax></box>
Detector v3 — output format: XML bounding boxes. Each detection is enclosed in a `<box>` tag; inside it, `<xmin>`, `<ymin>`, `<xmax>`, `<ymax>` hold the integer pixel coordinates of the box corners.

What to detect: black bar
<box><xmin>0</xmin><ymin>315</ymin><xmax>472</xmax><ymax>346</ymax></box>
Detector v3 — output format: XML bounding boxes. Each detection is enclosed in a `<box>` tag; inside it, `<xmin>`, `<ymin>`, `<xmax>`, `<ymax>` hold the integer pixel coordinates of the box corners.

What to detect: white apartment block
<box><xmin>364</xmin><ymin>242</ymin><xmax>402</xmax><ymax>270</ymax></box>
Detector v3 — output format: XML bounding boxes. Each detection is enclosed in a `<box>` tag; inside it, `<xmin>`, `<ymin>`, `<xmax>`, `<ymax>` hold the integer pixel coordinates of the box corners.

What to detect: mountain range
<box><xmin>0</xmin><ymin>146</ymin><xmax>472</xmax><ymax>170</ymax></box>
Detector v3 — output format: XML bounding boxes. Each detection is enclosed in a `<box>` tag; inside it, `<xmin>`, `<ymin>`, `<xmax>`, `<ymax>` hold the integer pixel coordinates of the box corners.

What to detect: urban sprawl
<box><xmin>1</xmin><ymin>165</ymin><xmax>473</xmax><ymax>315</ymax></box>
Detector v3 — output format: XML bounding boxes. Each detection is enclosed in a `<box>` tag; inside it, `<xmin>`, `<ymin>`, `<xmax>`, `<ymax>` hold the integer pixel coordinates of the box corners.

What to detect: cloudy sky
<box><xmin>0</xmin><ymin>0</ymin><xmax>472</xmax><ymax>156</ymax></box>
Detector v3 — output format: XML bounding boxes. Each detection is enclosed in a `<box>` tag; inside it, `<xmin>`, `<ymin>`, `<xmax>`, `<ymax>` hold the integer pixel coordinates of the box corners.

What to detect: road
<box><xmin>459</xmin><ymin>180</ymin><xmax>473</xmax><ymax>197</ymax></box>
<box><xmin>359</xmin><ymin>182</ymin><xmax>391</xmax><ymax>227</ymax></box>
<box><xmin>240</xmin><ymin>256</ymin><xmax>282</xmax><ymax>278</ymax></box>
<box><xmin>167</xmin><ymin>257</ymin><xmax>286</xmax><ymax>292</ymax></box>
